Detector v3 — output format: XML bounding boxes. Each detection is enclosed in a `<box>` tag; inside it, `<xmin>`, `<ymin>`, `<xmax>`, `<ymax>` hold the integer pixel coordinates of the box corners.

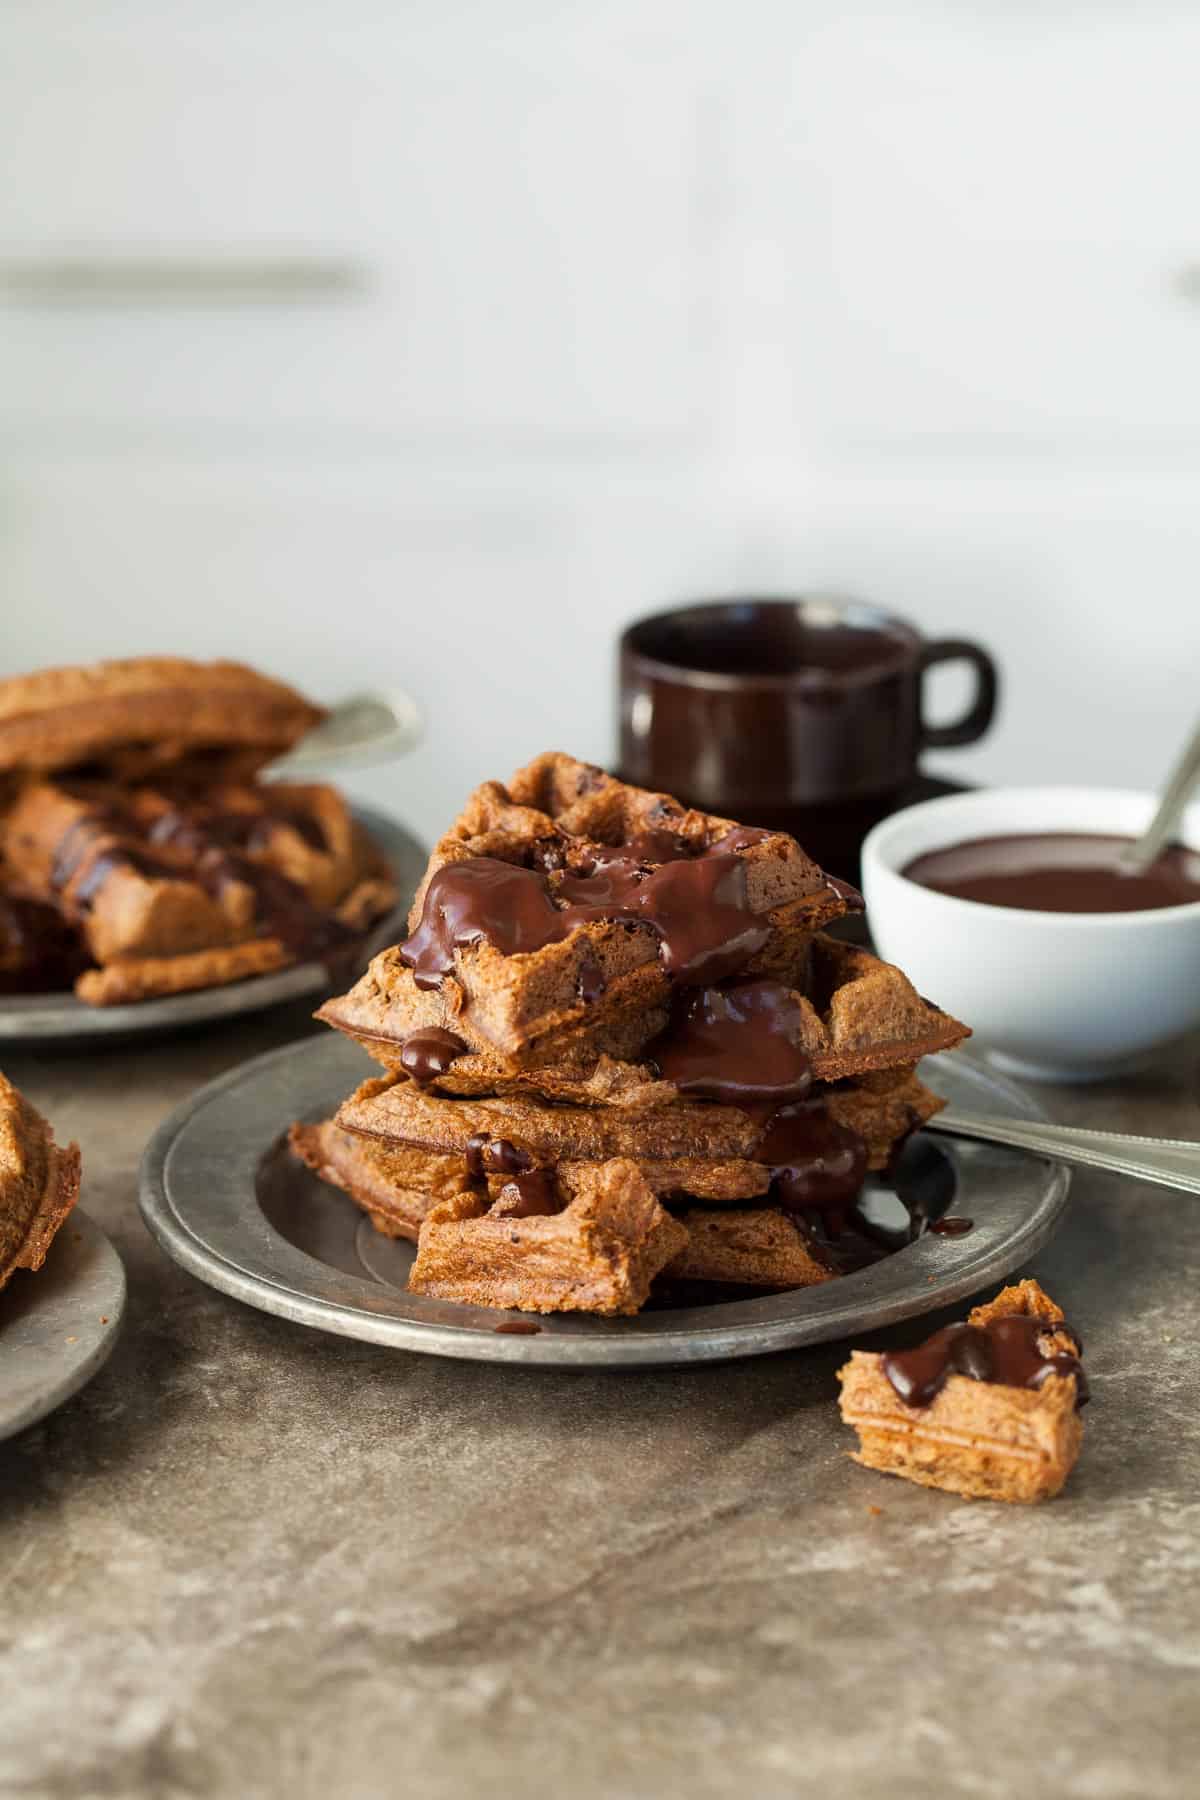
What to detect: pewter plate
<box><xmin>0</xmin><ymin>808</ymin><xmax>425</xmax><ymax>1046</ymax></box>
<box><xmin>139</xmin><ymin>1037</ymin><xmax>1070</xmax><ymax>1367</ymax></box>
<box><xmin>0</xmin><ymin>1211</ymin><xmax>126</xmax><ymax>1439</ymax></box>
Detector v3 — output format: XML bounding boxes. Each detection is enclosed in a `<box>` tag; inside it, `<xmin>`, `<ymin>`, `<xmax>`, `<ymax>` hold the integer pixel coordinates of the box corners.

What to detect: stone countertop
<box><xmin>1</xmin><ymin>1008</ymin><xmax>1198</xmax><ymax>1800</ymax></box>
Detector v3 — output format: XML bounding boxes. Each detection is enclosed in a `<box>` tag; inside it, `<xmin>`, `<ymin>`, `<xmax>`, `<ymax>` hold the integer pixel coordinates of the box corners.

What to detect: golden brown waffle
<box><xmin>838</xmin><ymin>1281</ymin><xmax>1085</xmax><ymax>1504</ymax></box>
<box><xmin>297</xmin><ymin>1063</ymin><xmax>940</xmax><ymax>1278</ymax></box>
<box><xmin>335</xmin><ymin>1063</ymin><xmax>941</xmax><ymax>1174</ymax></box>
<box><xmin>317</xmin><ymin>752</ymin><xmax>851</xmax><ymax>1068</ymax></box>
<box><xmin>408</xmin><ymin>1158</ymin><xmax>688</xmax><ymax>1316</ymax></box>
<box><xmin>301</xmin><ymin>751</ymin><xmax>969</xmax><ymax>1317</ymax></box>
<box><xmin>0</xmin><ymin>1072</ymin><xmax>81</xmax><ymax>1291</ymax></box>
<box><xmin>665</xmin><ymin>1207</ymin><xmax>834</xmax><ymax>1289</ymax></box>
<box><xmin>1</xmin><ymin>776</ymin><xmax>396</xmax><ymax>1005</ymax></box>
<box><xmin>0</xmin><ymin>657</ymin><xmax>323</xmax><ymax>780</ymax></box>
<box><xmin>322</xmin><ymin>933</ymin><xmax>967</xmax><ymax>1094</ymax></box>
<box><xmin>299</xmin><ymin>1121</ymin><xmax>849</xmax><ymax>1306</ymax></box>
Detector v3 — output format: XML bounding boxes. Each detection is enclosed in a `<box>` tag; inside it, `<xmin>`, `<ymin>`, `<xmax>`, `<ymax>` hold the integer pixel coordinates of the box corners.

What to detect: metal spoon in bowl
<box><xmin>1117</xmin><ymin>714</ymin><xmax>1200</xmax><ymax>875</ymax></box>
<box><xmin>264</xmin><ymin>688</ymin><xmax>424</xmax><ymax>777</ymax></box>
<box><xmin>926</xmin><ymin>1108</ymin><xmax>1200</xmax><ymax>1197</ymax></box>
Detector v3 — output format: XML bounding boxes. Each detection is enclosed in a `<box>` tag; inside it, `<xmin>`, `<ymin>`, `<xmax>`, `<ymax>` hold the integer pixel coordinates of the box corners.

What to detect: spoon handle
<box><xmin>266</xmin><ymin>689</ymin><xmax>423</xmax><ymax>776</ymax></box>
<box><xmin>927</xmin><ymin>1107</ymin><xmax>1200</xmax><ymax>1197</ymax></box>
<box><xmin>1119</xmin><ymin>714</ymin><xmax>1200</xmax><ymax>871</ymax></box>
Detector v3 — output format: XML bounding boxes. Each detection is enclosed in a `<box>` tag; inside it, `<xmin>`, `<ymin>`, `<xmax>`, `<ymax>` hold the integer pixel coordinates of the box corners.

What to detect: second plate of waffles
<box><xmin>0</xmin><ymin>656</ymin><xmax>426</xmax><ymax>1041</ymax></box>
<box><xmin>140</xmin><ymin>755</ymin><xmax>1071</xmax><ymax>1362</ymax></box>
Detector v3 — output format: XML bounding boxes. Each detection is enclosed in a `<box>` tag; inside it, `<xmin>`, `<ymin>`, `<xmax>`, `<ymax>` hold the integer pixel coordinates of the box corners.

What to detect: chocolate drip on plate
<box><xmin>882</xmin><ymin>1315</ymin><xmax>1088</xmax><ymax>1409</ymax></box>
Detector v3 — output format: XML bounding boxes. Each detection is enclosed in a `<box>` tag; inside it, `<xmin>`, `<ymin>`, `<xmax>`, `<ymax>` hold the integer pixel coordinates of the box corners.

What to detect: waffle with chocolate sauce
<box><xmin>317</xmin><ymin>751</ymin><xmax>855</xmax><ymax>1072</ymax></box>
<box><xmin>838</xmin><ymin>1279</ymin><xmax>1087</xmax><ymax>1503</ymax></box>
<box><xmin>297</xmin><ymin>755</ymin><xmax>970</xmax><ymax>1316</ymax></box>
<box><xmin>0</xmin><ymin>1071</ymin><xmax>81</xmax><ymax>1291</ymax></box>
<box><xmin>0</xmin><ymin>659</ymin><xmax>398</xmax><ymax>1005</ymax></box>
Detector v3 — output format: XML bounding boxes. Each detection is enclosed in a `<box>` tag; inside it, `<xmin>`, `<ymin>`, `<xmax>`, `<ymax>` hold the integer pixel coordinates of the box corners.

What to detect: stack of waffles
<box><xmin>295</xmin><ymin>753</ymin><xmax>969</xmax><ymax>1316</ymax></box>
<box><xmin>0</xmin><ymin>658</ymin><xmax>397</xmax><ymax>1004</ymax></box>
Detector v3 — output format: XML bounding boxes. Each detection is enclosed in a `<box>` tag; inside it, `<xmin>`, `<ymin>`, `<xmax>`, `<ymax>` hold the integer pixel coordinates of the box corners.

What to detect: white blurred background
<box><xmin>1</xmin><ymin>0</ymin><xmax>1197</xmax><ymax>843</ymax></box>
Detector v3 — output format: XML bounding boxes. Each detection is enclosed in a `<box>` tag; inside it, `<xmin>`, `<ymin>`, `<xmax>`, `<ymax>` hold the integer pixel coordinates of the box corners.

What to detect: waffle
<box><xmin>0</xmin><ymin>657</ymin><xmax>322</xmax><ymax>781</ymax></box>
<box><xmin>0</xmin><ymin>1072</ymin><xmax>81</xmax><ymax>1291</ymax></box>
<box><xmin>1</xmin><ymin>774</ymin><xmax>396</xmax><ymax>1005</ymax></box>
<box><xmin>317</xmin><ymin>752</ymin><xmax>855</xmax><ymax>1070</ymax></box>
<box><xmin>408</xmin><ymin>1159</ymin><xmax>689</xmax><ymax>1316</ymax></box>
<box><xmin>297</xmin><ymin>751</ymin><xmax>968</xmax><ymax>1314</ymax></box>
<box><xmin>838</xmin><ymin>1280</ymin><xmax>1086</xmax><ymax>1503</ymax></box>
<box><xmin>327</xmin><ymin>934</ymin><xmax>967</xmax><ymax>1100</ymax></box>
<box><xmin>335</xmin><ymin>1061</ymin><xmax>940</xmax><ymax>1171</ymax></box>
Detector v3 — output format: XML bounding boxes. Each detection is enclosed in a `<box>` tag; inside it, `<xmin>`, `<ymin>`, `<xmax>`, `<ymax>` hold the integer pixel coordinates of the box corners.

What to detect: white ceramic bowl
<box><xmin>862</xmin><ymin>787</ymin><xmax>1200</xmax><ymax>1083</ymax></box>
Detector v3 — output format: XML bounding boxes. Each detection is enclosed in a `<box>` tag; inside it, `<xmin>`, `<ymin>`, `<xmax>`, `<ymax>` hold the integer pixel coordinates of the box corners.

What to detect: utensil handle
<box><xmin>1120</xmin><ymin>714</ymin><xmax>1200</xmax><ymax>870</ymax></box>
<box><xmin>928</xmin><ymin>1108</ymin><xmax>1200</xmax><ymax>1197</ymax></box>
<box><xmin>267</xmin><ymin>689</ymin><xmax>423</xmax><ymax>776</ymax></box>
<box><xmin>917</xmin><ymin>639</ymin><xmax>999</xmax><ymax>749</ymax></box>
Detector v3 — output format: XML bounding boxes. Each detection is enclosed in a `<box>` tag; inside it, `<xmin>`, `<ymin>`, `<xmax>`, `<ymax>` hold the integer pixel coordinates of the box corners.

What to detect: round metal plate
<box><xmin>139</xmin><ymin>1036</ymin><xmax>1071</xmax><ymax>1367</ymax></box>
<box><xmin>0</xmin><ymin>808</ymin><xmax>425</xmax><ymax>1046</ymax></box>
<box><xmin>0</xmin><ymin>1211</ymin><xmax>126</xmax><ymax>1439</ymax></box>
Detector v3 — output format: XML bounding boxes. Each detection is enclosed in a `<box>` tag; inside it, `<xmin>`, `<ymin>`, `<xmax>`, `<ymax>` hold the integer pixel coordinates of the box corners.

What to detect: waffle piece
<box><xmin>317</xmin><ymin>752</ymin><xmax>852</xmax><ymax>1070</ymax></box>
<box><xmin>2</xmin><ymin>776</ymin><xmax>396</xmax><ymax>1005</ymax></box>
<box><xmin>838</xmin><ymin>1280</ymin><xmax>1086</xmax><ymax>1504</ymax></box>
<box><xmin>0</xmin><ymin>1072</ymin><xmax>81</xmax><ymax>1291</ymax></box>
<box><xmin>408</xmin><ymin>1158</ymin><xmax>688</xmax><ymax>1315</ymax></box>
<box><xmin>324</xmin><ymin>934</ymin><xmax>968</xmax><ymax>1099</ymax></box>
<box><xmin>289</xmin><ymin>1119</ymin><xmax>466</xmax><ymax>1240</ymax></box>
<box><xmin>665</xmin><ymin>1206</ymin><xmax>834</xmax><ymax>1289</ymax></box>
<box><xmin>0</xmin><ymin>657</ymin><xmax>323</xmax><ymax>781</ymax></box>
<box><xmin>339</xmin><ymin>1072</ymin><xmax>762</xmax><ymax>1162</ymax></box>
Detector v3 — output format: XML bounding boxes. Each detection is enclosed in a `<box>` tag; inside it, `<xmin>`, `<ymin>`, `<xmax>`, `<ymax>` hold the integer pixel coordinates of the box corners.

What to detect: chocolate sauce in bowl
<box><xmin>904</xmin><ymin>833</ymin><xmax>1200</xmax><ymax>913</ymax></box>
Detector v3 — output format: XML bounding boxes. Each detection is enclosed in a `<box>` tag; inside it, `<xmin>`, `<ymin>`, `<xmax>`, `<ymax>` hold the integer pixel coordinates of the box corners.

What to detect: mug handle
<box><xmin>917</xmin><ymin>639</ymin><xmax>999</xmax><ymax>749</ymax></box>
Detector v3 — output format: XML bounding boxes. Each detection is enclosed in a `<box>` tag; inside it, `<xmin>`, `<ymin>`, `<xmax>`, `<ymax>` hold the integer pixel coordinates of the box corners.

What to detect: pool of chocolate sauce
<box><xmin>903</xmin><ymin>833</ymin><xmax>1200</xmax><ymax>914</ymax></box>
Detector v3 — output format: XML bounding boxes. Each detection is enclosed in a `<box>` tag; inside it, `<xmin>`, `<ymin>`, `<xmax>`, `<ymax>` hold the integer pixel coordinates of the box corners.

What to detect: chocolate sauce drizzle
<box><xmin>642</xmin><ymin>972</ymin><xmax>876</xmax><ymax>1257</ymax></box>
<box><xmin>463</xmin><ymin>1134</ymin><xmax>559</xmax><ymax>1217</ymax></box>
<box><xmin>649</xmin><ymin>977</ymin><xmax>813</xmax><ymax>1106</ymax></box>
<box><xmin>0</xmin><ymin>894</ymin><xmax>88</xmax><ymax>993</ymax></box>
<box><xmin>882</xmin><ymin>1315</ymin><xmax>1088</xmax><ymax>1409</ymax></box>
<box><xmin>494</xmin><ymin>1170</ymin><xmax>560</xmax><ymax>1216</ymax></box>
<box><xmin>399</xmin><ymin>1028</ymin><xmax>468</xmax><ymax>1084</ymax></box>
<box><xmin>51</xmin><ymin>810</ymin><xmax>179</xmax><ymax>912</ymax></box>
<box><xmin>399</xmin><ymin>837</ymin><xmax>782</xmax><ymax>992</ymax></box>
<box><xmin>464</xmin><ymin>1133</ymin><xmax>533</xmax><ymax>1180</ymax></box>
<box><xmin>148</xmin><ymin>804</ymin><xmax>355</xmax><ymax>961</ymax></box>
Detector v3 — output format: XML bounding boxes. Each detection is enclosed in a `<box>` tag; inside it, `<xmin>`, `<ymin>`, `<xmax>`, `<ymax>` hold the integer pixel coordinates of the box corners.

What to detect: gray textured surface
<box><xmin>2</xmin><ymin>1009</ymin><xmax>1198</xmax><ymax>1800</ymax></box>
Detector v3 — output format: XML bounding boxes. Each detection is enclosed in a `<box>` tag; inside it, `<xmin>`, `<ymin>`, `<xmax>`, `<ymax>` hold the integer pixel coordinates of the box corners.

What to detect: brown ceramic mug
<box><xmin>618</xmin><ymin>596</ymin><xmax>998</xmax><ymax>879</ymax></box>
